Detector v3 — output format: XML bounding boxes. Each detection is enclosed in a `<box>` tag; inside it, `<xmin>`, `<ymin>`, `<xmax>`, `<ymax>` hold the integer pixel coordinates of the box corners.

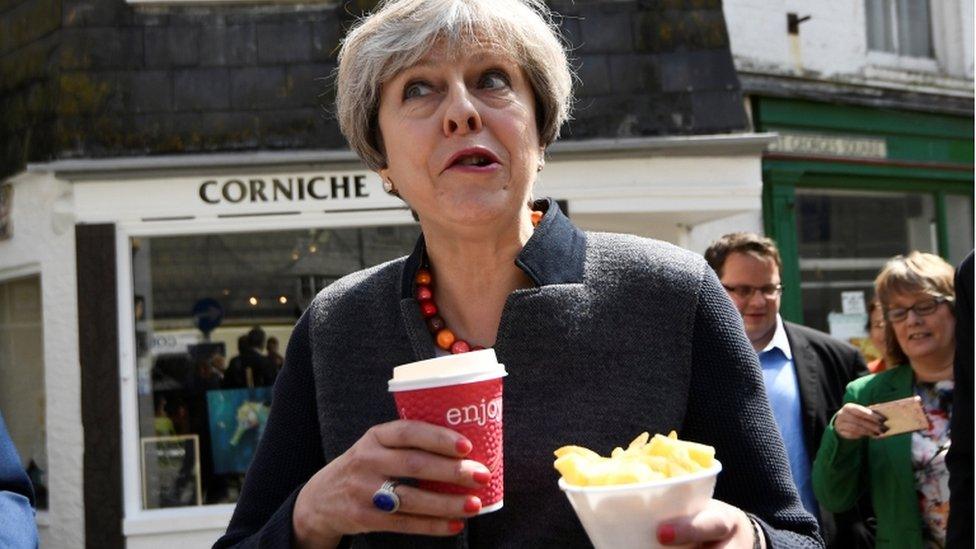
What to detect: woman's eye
<box><xmin>479</xmin><ymin>71</ymin><xmax>510</xmax><ymax>90</ymax></box>
<box><xmin>403</xmin><ymin>81</ymin><xmax>433</xmax><ymax>100</ymax></box>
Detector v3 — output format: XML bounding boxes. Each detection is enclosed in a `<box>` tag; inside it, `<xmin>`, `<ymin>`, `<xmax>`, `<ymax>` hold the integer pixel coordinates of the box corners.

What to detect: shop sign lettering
<box><xmin>769</xmin><ymin>133</ymin><xmax>887</xmax><ymax>159</ymax></box>
<box><xmin>198</xmin><ymin>174</ymin><xmax>370</xmax><ymax>205</ymax></box>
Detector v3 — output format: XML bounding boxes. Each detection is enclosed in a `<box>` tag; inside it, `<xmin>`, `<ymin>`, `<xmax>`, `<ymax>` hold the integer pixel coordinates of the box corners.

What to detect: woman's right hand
<box><xmin>833</xmin><ymin>403</ymin><xmax>887</xmax><ymax>440</ymax></box>
<box><xmin>292</xmin><ymin>419</ymin><xmax>490</xmax><ymax>548</ymax></box>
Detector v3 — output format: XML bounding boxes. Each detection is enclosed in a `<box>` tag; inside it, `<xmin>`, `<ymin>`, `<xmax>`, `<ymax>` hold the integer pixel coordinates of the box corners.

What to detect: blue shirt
<box><xmin>759</xmin><ymin>316</ymin><xmax>819</xmax><ymax>520</ymax></box>
<box><xmin>0</xmin><ymin>411</ymin><xmax>38</xmax><ymax>548</ymax></box>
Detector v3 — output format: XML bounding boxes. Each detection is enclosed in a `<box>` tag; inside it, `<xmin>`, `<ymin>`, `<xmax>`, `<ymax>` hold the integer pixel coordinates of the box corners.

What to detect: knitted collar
<box><xmin>399</xmin><ymin>197</ymin><xmax>587</xmax><ymax>299</ymax></box>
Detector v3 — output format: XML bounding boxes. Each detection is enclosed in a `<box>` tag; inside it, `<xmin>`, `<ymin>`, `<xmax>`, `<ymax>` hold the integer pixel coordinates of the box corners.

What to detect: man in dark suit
<box><xmin>946</xmin><ymin>250</ymin><xmax>972</xmax><ymax>547</ymax></box>
<box><xmin>705</xmin><ymin>232</ymin><xmax>869</xmax><ymax>548</ymax></box>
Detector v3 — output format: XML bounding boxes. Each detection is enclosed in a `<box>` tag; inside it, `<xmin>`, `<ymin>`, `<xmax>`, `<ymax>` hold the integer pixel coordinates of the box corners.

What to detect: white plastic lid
<box><xmin>388</xmin><ymin>348</ymin><xmax>507</xmax><ymax>392</ymax></box>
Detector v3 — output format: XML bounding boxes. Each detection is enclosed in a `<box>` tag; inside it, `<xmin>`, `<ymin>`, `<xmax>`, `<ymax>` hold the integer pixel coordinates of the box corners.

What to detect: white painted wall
<box><xmin>724</xmin><ymin>0</ymin><xmax>974</xmax><ymax>89</ymax></box>
<box><xmin>0</xmin><ymin>171</ymin><xmax>83</xmax><ymax>548</ymax></box>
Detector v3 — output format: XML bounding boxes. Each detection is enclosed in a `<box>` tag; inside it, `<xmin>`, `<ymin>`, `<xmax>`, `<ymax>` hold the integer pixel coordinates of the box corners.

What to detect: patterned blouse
<box><xmin>912</xmin><ymin>380</ymin><xmax>953</xmax><ymax>549</ymax></box>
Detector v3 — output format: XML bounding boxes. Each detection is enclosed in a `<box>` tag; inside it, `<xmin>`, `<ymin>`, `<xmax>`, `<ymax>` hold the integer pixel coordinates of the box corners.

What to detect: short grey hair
<box><xmin>336</xmin><ymin>0</ymin><xmax>575</xmax><ymax>171</ymax></box>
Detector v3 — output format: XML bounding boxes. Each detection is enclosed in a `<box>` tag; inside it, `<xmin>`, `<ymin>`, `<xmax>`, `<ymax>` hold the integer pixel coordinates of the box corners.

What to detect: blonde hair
<box><xmin>874</xmin><ymin>252</ymin><xmax>956</xmax><ymax>366</ymax></box>
<box><xmin>335</xmin><ymin>0</ymin><xmax>574</xmax><ymax>170</ymax></box>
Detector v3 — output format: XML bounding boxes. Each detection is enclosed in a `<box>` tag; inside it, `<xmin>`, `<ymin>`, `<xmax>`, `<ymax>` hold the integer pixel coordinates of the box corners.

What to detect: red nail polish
<box><xmin>472</xmin><ymin>469</ymin><xmax>491</xmax><ymax>485</ymax></box>
<box><xmin>463</xmin><ymin>496</ymin><xmax>482</xmax><ymax>514</ymax></box>
<box><xmin>455</xmin><ymin>438</ymin><xmax>473</xmax><ymax>455</ymax></box>
<box><xmin>657</xmin><ymin>524</ymin><xmax>676</xmax><ymax>544</ymax></box>
<box><xmin>449</xmin><ymin>519</ymin><xmax>465</xmax><ymax>534</ymax></box>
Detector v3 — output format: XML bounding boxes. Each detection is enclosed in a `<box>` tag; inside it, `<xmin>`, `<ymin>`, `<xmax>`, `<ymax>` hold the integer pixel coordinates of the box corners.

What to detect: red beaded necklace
<box><xmin>415</xmin><ymin>210</ymin><xmax>544</xmax><ymax>354</ymax></box>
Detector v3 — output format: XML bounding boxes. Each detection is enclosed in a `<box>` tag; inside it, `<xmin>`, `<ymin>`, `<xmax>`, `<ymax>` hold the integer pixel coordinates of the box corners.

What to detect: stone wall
<box><xmin>1</xmin><ymin>0</ymin><xmax>747</xmax><ymax>179</ymax></box>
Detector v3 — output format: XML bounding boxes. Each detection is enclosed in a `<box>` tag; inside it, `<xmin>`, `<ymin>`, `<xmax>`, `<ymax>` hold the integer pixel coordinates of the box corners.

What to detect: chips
<box><xmin>553</xmin><ymin>431</ymin><xmax>716</xmax><ymax>486</ymax></box>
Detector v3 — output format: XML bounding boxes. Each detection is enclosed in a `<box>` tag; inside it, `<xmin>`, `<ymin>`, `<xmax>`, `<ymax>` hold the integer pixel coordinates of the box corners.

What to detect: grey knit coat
<box><xmin>215</xmin><ymin>200</ymin><xmax>823</xmax><ymax>548</ymax></box>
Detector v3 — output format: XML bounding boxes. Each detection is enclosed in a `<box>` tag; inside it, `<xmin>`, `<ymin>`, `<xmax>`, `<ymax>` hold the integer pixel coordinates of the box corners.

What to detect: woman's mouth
<box><xmin>444</xmin><ymin>148</ymin><xmax>501</xmax><ymax>172</ymax></box>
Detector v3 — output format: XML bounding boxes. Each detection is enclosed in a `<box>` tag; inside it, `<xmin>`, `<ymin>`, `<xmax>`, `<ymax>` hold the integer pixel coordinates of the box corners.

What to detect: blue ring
<box><xmin>372</xmin><ymin>480</ymin><xmax>401</xmax><ymax>513</ymax></box>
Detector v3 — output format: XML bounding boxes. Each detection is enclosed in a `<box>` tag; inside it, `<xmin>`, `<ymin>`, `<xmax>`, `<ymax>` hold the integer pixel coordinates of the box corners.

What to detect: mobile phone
<box><xmin>869</xmin><ymin>396</ymin><xmax>928</xmax><ymax>438</ymax></box>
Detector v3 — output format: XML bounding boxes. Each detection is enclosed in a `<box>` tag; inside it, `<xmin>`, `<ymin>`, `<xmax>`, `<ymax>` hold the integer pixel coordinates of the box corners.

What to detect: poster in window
<box><xmin>206</xmin><ymin>387</ymin><xmax>272</xmax><ymax>474</ymax></box>
<box><xmin>141</xmin><ymin>435</ymin><xmax>202</xmax><ymax>509</ymax></box>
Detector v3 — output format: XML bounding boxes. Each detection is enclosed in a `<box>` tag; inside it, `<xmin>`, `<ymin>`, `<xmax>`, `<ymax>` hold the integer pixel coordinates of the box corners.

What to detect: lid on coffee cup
<box><xmin>388</xmin><ymin>348</ymin><xmax>506</xmax><ymax>392</ymax></box>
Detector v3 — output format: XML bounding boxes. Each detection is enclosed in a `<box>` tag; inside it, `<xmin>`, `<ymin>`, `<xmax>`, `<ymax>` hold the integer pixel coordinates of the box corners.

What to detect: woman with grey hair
<box><xmin>215</xmin><ymin>1</ymin><xmax>821</xmax><ymax>547</ymax></box>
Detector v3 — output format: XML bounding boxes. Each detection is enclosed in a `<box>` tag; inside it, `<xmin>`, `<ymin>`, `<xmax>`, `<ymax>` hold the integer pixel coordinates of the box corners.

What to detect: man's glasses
<box><xmin>722</xmin><ymin>284</ymin><xmax>783</xmax><ymax>300</ymax></box>
<box><xmin>884</xmin><ymin>296</ymin><xmax>952</xmax><ymax>323</ymax></box>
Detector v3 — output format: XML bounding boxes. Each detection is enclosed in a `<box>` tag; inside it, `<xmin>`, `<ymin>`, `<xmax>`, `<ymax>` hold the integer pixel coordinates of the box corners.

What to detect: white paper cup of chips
<box><xmin>559</xmin><ymin>460</ymin><xmax>722</xmax><ymax>549</ymax></box>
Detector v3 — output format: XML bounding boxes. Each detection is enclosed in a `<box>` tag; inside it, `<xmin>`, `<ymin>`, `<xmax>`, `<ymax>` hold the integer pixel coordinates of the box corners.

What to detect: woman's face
<box><xmin>886</xmin><ymin>291</ymin><xmax>956</xmax><ymax>365</ymax></box>
<box><xmin>377</xmin><ymin>43</ymin><xmax>542</xmax><ymax>233</ymax></box>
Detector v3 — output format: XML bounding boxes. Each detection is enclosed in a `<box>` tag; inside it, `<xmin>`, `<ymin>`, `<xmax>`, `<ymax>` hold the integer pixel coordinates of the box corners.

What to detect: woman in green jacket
<box><xmin>813</xmin><ymin>252</ymin><xmax>957</xmax><ymax>548</ymax></box>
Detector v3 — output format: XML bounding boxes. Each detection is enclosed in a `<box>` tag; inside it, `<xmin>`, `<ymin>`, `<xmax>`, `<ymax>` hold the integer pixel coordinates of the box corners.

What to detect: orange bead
<box><xmin>436</xmin><ymin>328</ymin><xmax>456</xmax><ymax>350</ymax></box>
<box><xmin>415</xmin><ymin>269</ymin><xmax>432</xmax><ymax>286</ymax></box>
<box><xmin>530</xmin><ymin>210</ymin><xmax>543</xmax><ymax>226</ymax></box>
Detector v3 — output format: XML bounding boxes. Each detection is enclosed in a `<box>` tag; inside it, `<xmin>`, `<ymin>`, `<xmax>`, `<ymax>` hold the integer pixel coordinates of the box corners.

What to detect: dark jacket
<box><xmin>224</xmin><ymin>349</ymin><xmax>276</xmax><ymax>389</ymax></box>
<box><xmin>215</xmin><ymin>200</ymin><xmax>822</xmax><ymax>548</ymax></box>
<box><xmin>947</xmin><ymin>250</ymin><xmax>973</xmax><ymax>547</ymax></box>
<box><xmin>783</xmin><ymin>322</ymin><xmax>872</xmax><ymax>547</ymax></box>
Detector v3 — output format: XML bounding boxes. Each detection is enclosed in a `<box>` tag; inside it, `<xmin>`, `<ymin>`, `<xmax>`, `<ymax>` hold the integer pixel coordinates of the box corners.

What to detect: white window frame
<box><xmin>864</xmin><ymin>0</ymin><xmax>940</xmax><ymax>72</ymax></box>
<box><xmin>0</xmin><ymin>264</ymin><xmax>48</xmax><ymax>529</ymax></box>
<box><xmin>116</xmin><ymin>209</ymin><xmax>416</xmax><ymax>536</ymax></box>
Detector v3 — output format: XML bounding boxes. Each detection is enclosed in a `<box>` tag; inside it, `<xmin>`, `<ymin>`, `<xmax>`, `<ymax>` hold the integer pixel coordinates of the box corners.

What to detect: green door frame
<box><xmin>763</xmin><ymin>157</ymin><xmax>973</xmax><ymax>324</ymax></box>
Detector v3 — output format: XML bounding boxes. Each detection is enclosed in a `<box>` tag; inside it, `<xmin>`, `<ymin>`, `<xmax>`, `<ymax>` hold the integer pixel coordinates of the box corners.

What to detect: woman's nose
<box><xmin>442</xmin><ymin>84</ymin><xmax>482</xmax><ymax>136</ymax></box>
<box><xmin>905</xmin><ymin>309</ymin><xmax>924</xmax><ymax>325</ymax></box>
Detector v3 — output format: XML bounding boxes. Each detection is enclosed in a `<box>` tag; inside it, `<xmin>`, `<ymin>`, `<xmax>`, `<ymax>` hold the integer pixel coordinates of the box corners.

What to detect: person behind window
<box><xmin>222</xmin><ymin>336</ymin><xmax>249</xmax><ymax>389</ymax></box>
<box><xmin>866</xmin><ymin>298</ymin><xmax>889</xmax><ymax>374</ymax></box>
<box><xmin>814</xmin><ymin>252</ymin><xmax>957</xmax><ymax>548</ymax></box>
<box><xmin>214</xmin><ymin>1</ymin><xmax>822</xmax><ymax>547</ymax></box>
<box><xmin>153</xmin><ymin>396</ymin><xmax>176</xmax><ymax>436</ymax></box>
<box><xmin>0</xmin><ymin>410</ymin><xmax>39</xmax><ymax>549</ymax></box>
<box><xmin>266</xmin><ymin>337</ymin><xmax>284</xmax><ymax>375</ymax></box>
<box><xmin>210</xmin><ymin>353</ymin><xmax>227</xmax><ymax>382</ymax></box>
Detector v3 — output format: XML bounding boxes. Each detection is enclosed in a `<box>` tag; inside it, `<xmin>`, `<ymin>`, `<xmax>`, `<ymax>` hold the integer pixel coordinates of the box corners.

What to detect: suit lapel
<box><xmin>784</xmin><ymin>323</ymin><xmax>823</xmax><ymax>457</ymax></box>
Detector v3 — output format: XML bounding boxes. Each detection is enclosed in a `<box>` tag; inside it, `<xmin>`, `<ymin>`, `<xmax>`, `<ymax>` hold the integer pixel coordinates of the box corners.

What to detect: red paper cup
<box><xmin>388</xmin><ymin>350</ymin><xmax>507</xmax><ymax>514</ymax></box>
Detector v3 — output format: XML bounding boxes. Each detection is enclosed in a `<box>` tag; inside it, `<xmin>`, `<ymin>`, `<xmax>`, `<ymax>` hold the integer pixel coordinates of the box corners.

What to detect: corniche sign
<box><xmin>198</xmin><ymin>174</ymin><xmax>370</xmax><ymax>205</ymax></box>
<box><xmin>72</xmin><ymin>170</ymin><xmax>403</xmax><ymax>224</ymax></box>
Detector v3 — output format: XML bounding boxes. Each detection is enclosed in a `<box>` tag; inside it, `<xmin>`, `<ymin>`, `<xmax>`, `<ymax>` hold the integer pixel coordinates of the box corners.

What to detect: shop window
<box><xmin>946</xmin><ymin>195</ymin><xmax>974</xmax><ymax>266</ymax></box>
<box><xmin>795</xmin><ymin>189</ymin><xmax>936</xmax><ymax>349</ymax></box>
<box><xmin>131</xmin><ymin>224</ymin><xmax>419</xmax><ymax>508</ymax></box>
<box><xmin>865</xmin><ymin>0</ymin><xmax>933</xmax><ymax>58</ymax></box>
<box><xmin>0</xmin><ymin>275</ymin><xmax>48</xmax><ymax>510</ymax></box>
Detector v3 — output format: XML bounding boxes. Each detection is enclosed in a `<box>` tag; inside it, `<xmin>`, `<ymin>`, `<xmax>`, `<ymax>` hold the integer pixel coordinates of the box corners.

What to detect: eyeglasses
<box><xmin>722</xmin><ymin>284</ymin><xmax>783</xmax><ymax>300</ymax></box>
<box><xmin>884</xmin><ymin>296</ymin><xmax>951</xmax><ymax>323</ymax></box>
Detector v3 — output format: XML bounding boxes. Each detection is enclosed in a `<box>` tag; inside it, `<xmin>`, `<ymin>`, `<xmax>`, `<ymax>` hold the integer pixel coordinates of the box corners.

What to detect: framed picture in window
<box><xmin>141</xmin><ymin>435</ymin><xmax>202</xmax><ymax>509</ymax></box>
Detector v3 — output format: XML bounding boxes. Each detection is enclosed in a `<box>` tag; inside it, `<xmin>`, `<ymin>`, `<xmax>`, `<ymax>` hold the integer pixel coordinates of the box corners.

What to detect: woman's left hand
<box><xmin>656</xmin><ymin>499</ymin><xmax>761</xmax><ymax>548</ymax></box>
